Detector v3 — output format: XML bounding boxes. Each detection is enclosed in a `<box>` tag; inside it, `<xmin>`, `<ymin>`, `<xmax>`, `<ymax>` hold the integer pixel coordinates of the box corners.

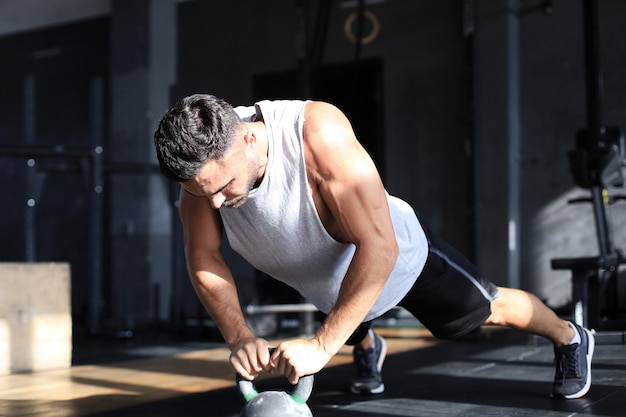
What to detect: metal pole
<box><xmin>170</xmin><ymin>181</ymin><xmax>183</xmax><ymax>326</ymax></box>
<box><xmin>245</xmin><ymin>303</ymin><xmax>318</xmax><ymax>315</ymax></box>
<box><xmin>590</xmin><ymin>186</ymin><xmax>611</xmax><ymax>257</ymax></box>
<box><xmin>582</xmin><ymin>0</ymin><xmax>613</xmax><ymax>258</ymax></box>
<box><xmin>23</xmin><ymin>76</ymin><xmax>36</xmax><ymax>262</ymax></box>
<box><xmin>464</xmin><ymin>0</ymin><xmax>479</xmax><ymax>265</ymax></box>
<box><xmin>582</xmin><ymin>0</ymin><xmax>602</xmax><ymax>152</ymax></box>
<box><xmin>88</xmin><ymin>77</ymin><xmax>105</xmax><ymax>334</ymax></box>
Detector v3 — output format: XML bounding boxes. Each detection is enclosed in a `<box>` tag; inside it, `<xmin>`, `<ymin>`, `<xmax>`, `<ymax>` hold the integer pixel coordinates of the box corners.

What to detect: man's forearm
<box><xmin>314</xmin><ymin>244</ymin><xmax>397</xmax><ymax>355</ymax></box>
<box><xmin>190</xmin><ymin>270</ymin><xmax>255</xmax><ymax>348</ymax></box>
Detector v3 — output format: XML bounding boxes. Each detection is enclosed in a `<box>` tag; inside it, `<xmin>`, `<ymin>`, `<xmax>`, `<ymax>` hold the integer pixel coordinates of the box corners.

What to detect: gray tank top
<box><xmin>220</xmin><ymin>100</ymin><xmax>428</xmax><ymax>320</ymax></box>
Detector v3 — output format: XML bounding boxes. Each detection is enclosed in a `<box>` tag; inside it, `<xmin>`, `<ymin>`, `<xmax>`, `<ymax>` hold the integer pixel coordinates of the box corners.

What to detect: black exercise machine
<box><xmin>551</xmin><ymin>126</ymin><xmax>626</xmax><ymax>331</ymax></box>
<box><xmin>550</xmin><ymin>0</ymin><xmax>626</xmax><ymax>332</ymax></box>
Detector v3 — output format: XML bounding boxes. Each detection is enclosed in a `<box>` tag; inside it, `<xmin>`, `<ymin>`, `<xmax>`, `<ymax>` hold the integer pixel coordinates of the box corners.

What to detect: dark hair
<box><xmin>153</xmin><ymin>94</ymin><xmax>243</xmax><ymax>182</ymax></box>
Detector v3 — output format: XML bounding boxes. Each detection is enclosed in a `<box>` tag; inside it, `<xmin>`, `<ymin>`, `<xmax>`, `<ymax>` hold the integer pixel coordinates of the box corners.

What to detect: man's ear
<box><xmin>243</xmin><ymin>128</ymin><xmax>257</xmax><ymax>151</ymax></box>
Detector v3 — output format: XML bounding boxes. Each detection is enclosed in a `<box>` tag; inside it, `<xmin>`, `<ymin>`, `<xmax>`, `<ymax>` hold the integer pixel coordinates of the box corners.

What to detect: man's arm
<box><xmin>270</xmin><ymin>101</ymin><xmax>399</xmax><ymax>383</ymax></box>
<box><xmin>179</xmin><ymin>188</ymin><xmax>271</xmax><ymax>378</ymax></box>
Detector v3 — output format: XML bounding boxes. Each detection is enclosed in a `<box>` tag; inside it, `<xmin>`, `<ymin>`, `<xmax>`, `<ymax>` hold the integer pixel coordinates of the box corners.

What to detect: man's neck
<box><xmin>247</xmin><ymin>121</ymin><xmax>269</xmax><ymax>185</ymax></box>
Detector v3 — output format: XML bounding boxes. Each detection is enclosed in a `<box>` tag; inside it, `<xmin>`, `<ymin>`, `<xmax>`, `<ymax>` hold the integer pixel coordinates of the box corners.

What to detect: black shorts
<box><xmin>345</xmin><ymin>221</ymin><xmax>499</xmax><ymax>344</ymax></box>
<box><xmin>397</xmin><ymin>224</ymin><xmax>500</xmax><ymax>339</ymax></box>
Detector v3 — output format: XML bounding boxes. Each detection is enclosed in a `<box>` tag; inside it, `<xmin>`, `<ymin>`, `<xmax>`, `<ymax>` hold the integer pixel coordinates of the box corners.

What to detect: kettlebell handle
<box><xmin>235</xmin><ymin>348</ymin><xmax>314</xmax><ymax>404</ymax></box>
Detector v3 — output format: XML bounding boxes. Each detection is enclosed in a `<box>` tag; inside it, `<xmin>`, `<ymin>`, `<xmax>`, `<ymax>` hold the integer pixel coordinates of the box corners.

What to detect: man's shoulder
<box><xmin>303</xmin><ymin>101</ymin><xmax>353</xmax><ymax>142</ymax></box>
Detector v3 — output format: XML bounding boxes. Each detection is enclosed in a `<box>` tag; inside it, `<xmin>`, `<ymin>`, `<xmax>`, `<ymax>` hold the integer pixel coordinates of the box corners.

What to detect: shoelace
<box><xmin>555</xmin><ymin>344</ymin><xmax>581</xmax><ymax>382</ymax></box>
<box><xmin>354</xmin><ymin>346</ymin><xmax>378</xmax><ymax>377</ymax></box>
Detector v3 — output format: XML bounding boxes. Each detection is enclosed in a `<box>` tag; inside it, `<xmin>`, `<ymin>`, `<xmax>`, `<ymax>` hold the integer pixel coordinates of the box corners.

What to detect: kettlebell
<box><xmin>236</xmin><ymin>372</ymin><xmax>314</xmax><ymax>417</ymax></box>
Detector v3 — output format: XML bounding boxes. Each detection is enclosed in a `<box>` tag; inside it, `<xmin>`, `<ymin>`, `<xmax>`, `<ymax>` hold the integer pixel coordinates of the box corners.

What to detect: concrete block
<box><xmin>0</xmin><ymin>262</ymin><xmax>72</xmax><ymax>375</ymax></box>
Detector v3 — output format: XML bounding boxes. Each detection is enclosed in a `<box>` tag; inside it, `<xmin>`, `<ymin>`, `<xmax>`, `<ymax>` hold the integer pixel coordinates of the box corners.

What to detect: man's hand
<box><xmin>229</xmin><ymin>337</ymin><xmax>272</xmax><ymax>380</ymax></box>
<box><xmin>269</xmin><ymin>339</ymin><xmax>333</xmax><ymax>384</ymax></box>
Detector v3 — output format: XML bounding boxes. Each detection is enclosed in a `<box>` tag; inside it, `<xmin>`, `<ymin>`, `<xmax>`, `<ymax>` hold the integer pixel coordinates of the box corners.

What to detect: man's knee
<box><xmin>484</xmin><ymin>287</ymin><xmax>537</xmax><ymax>327</ymax></box>
<box><xmin>484</xmin><ymin>287</ymin><xmax>516</xmax><ymax>326</ymax></box>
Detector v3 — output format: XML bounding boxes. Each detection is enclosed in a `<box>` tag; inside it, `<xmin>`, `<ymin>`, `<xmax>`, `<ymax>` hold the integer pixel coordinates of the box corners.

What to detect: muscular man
<box><xmin>153</xmin><ymin>94</ymin><xmax>594</xmax><ymax>399</ymax></box>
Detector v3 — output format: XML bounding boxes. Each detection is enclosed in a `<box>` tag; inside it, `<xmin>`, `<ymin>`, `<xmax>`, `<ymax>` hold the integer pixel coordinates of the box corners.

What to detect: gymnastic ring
<box><xmin>344</xmin><ymin>10</ymin><xmax>380</xmax><ymax>45</ymax></box>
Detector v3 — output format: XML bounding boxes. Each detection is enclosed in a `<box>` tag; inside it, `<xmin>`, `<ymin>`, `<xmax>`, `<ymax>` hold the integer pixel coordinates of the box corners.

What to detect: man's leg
<box><xmin>347</xmin><ymin>322</ymin><xmax>387</xmax><ymax>395</ymax></box>
<box><xmin>397</xmin><ymin>227</ymin><xmax>594</xmax><ymax>399</ymax></box>
<box><xmin>355</xmin><ymin>330</ymin><xmax>375</xmax><ymax>349</ymax></box>
<box><xmin>484</xmin><ymin>287</ymin><xmax>573</xmax><ymax>345</ymax></box>
<box><xmin>485</xmin><ymin>287</ymin><xmax>595</xmax><ymax>399</ymax></box>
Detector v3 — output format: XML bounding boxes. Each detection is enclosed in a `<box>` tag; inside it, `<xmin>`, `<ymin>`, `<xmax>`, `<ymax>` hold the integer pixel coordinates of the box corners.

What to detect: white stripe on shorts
<box><xmin>430</xmin><ymin>247</ymin><xmax>500</xmax><ymax>302</ymax></box>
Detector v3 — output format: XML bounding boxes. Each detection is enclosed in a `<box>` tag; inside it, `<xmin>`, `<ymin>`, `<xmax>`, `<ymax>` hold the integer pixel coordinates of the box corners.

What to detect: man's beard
<box><xmin>222</xmin><ymin>193</ymin><xmax>249</xmax><ymax>208</ymax></box>
<box><xmin>222</xmin><ymin>163</ymin><xmax>259</xmax><ymax>209</ymax></box>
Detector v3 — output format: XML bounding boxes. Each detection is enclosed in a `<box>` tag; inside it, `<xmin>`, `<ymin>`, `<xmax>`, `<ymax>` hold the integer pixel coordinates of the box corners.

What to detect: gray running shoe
<box><xmin>551</xmin><ymin>323</ymin><xmax>595</xmax><ymax>399</ymax></box>
<box><xmin>350</xmin><ymin>331</ymin><xmax>387</xmax><ymax>395</ymax></box>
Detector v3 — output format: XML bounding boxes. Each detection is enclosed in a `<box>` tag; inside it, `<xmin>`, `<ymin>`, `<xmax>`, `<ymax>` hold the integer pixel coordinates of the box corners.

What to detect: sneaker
<box><xmin>350</xmin><ymin>330</ymin><xmax>387</xmax><ymax>395</ymax></box>
<box><xmin>551</xmin><ymin>323</ymin><xmax>595</xmax><ymax>399</ymax></box>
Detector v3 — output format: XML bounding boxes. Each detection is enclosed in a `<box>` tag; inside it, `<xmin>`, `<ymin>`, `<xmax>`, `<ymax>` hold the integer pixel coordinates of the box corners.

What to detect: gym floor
<box><xmin>1</xmin><ymin>324</ymin><xmax>625</xmax><ymax>417</ymax></box>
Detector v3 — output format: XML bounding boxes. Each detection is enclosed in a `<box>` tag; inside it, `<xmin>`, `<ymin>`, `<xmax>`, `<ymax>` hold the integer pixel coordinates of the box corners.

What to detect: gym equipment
<box><xmin>551</xmin><ymin>126</ymin><xmax>626</xmax><ymax>330</ymax></box>
<box><xmin>550</xmin><ymin>0</ymin><xmax>626</xmax><ymax>331</ymax></box>
<box><xmin>236</xmin><ymin>371</ymin><xmax>314</xmax><ymax>417</ymax></box>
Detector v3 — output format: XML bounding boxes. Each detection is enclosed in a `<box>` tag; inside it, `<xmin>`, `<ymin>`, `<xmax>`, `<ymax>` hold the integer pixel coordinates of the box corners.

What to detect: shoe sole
<box><xmin>376</xmin><ymin>333</ymin><xmax>388</xmax><ymax>372</ymax></box>
<box><xmin>553</xmin><ymin>326</ymin><xmax>595</xmax><ymax>400</ymax></box>
<box><xmin>351</xmin><ymin>383</ymin><xmax>386</xmax><ymax>395</ymax></box>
